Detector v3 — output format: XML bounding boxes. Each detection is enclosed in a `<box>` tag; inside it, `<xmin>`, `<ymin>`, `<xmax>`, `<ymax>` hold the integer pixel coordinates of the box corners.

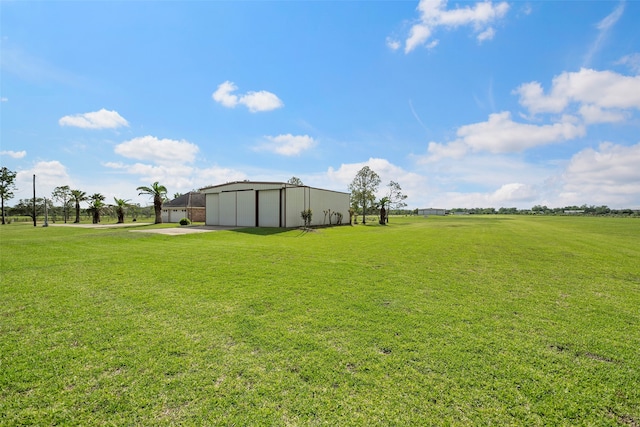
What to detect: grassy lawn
<box><xmin>1</xmin><ymin>216</ymin><xmax>638</xmax><ymax>425</ymax></box>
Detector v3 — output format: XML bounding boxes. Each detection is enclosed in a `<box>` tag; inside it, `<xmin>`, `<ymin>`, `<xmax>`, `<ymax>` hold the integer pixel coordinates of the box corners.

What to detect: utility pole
<box><xmin>43</xmin><ymin>198</ymin><xmax>49</xmax><ymax>227</ymax></box>
<box><xmin>33</xmin><ymin>174</ymin><xmax>36</xmax><ymax>227</ymax></box>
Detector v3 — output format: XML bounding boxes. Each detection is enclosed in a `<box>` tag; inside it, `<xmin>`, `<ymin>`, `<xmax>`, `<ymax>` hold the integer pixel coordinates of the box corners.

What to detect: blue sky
<box><xmin>1</xmin><ymin>0</ymin><xmax>639</xmax><ymax>209</ymax></box>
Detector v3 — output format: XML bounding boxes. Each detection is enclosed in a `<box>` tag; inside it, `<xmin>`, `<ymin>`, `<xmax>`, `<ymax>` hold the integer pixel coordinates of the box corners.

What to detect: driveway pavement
<box><xmin>129</xmin><ymin>225</ymin><xmax>239</xmax><ymax>235</ymax></box>
<box><xmin>50</xmin><ymin>223</ymin><xmax>239</xmax><ymax>235</ymax></box>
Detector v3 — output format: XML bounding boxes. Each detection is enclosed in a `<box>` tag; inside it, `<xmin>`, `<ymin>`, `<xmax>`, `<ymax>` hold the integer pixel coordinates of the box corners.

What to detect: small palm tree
<box><xmin>137</xmin><ymin>182</ymin><xmax>167</xmax><ymax>224</ymax></box>
<box><xmin>71</xmin><ymin>189</ymin><xmax>87</xmax><ymax>223</ymax></box>
<box><xmin>88</xmin><ymin>193</ymin><xmax>105</xmax><ymax>224</ymax></box>
<box><xmin>113</xmin><ymin>197</ymin><xmax>130</xmax><ymax>223</ymax></box>
<box><xmin>377</xmin><ymin>197</ymin><xmax>390</xmax><ymax>225</ymax></box>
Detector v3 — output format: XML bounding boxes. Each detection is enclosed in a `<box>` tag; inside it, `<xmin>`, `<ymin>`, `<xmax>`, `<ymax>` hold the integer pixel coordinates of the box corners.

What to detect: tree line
<box><xmin>0</xmin><ymin>167</ymin><xmax>169</xmax><ymax>225</ymax></box>
<box><xmin>448</xmin><ymin>206</ymin><xmax>638</xmax><ymax>216</ymax></box>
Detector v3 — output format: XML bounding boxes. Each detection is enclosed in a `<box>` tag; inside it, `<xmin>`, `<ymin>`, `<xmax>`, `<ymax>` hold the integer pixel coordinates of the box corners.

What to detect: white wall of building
<box><xmin>237</xmin><ymin>190</ymin><xmax>255</xmax><ymax>227</ymax></box>
<box><xmin>202</xmin><ymin>182</ymin><xmax>349</xmax><ymax>228</ymax></box>
<box><xmin>206</xmin><ymin>193</ymin><xmax>219</xmax><ymax>225</ymax></box>
<box><xmin>258</xmin><ymin>189</ymin><xmax>280</xmax><ymax>227</ymax></box>
<box><xmin>219</xmin><ymin>192</ymin><xmax>237</xmax><ymax>226</ymax></box>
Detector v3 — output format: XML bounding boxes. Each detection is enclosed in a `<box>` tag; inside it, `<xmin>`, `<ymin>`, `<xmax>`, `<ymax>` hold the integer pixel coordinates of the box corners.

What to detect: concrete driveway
<box><xmin>50</xmin><ymin>223</ymin><xmax>239</xmax><ymax>235</ymax></box>
<box><xmin>129</xmin><ymin>225</ymin><xmax>240</xmax><ymax>235</ymax></box>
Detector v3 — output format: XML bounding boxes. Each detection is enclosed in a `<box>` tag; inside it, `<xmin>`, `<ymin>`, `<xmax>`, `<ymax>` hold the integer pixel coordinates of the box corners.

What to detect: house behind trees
<box><xmin>162</xmin><ymin>192</ymin><xmax>205</xmax><ymax>223</ymax></box>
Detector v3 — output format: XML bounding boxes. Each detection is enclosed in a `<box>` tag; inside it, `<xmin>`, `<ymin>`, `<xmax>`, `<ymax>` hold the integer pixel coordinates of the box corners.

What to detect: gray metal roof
<box><xmin>163</xmin><ymin>192</ymin><xmax>206</xmax><ymax>208</ymax></box>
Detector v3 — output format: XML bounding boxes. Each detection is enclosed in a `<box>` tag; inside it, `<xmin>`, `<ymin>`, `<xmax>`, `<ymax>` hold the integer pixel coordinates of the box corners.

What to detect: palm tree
<box><xmin>137</xmin><ymin>181</ymin><xmax>167</xmax><ymax>224</ymax></box>
<box><xmin>113</xmin><ymin>197</ymin><xmax>130</xmax><ymax>224</ymax></box>
<box><xmin>88</xmin><ymin>193</ymin><xmax>105</xmax><ymax>224</ymax></box>
<box><xmin>377</xmin><ymin>197</ymin><xmax>390</xmax><ymax>225</ymax></box>
<box><xmin>70</xmin><ymin>189</ymin><xmax>87</xmax><ymax>223</ymax></box>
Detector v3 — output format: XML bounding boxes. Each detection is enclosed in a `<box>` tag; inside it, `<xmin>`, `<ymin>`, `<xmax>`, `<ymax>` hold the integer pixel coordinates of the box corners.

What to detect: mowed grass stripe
<box><xmin>1</xmin><ymin>216</ymin><xmax>638</xmax><ymax>425</ymax></box>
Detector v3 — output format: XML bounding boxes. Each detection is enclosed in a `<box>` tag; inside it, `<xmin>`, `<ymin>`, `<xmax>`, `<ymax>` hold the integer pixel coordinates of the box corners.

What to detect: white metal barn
<box><xmin>200</xmin><ymin>181</ymin><xmax>350</xmax><ymax>228</ymax></box>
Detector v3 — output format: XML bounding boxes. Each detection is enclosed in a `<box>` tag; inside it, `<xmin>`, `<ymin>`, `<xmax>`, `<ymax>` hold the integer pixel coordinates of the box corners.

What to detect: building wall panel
<box><xmin>219</xmin><ymin>192</ymin><xmax>237</xmax><ymax>226</ymax></box>
<box><xmin>258</xmin><ymin>189</ymin><xmax>280</xmax><ymax>227</ymax></box>
<box><xmin>284</xmin><ymin>187</ymin><xmax>308</xmax><ymax>228</ymax></box>
<box><xmin>205</xmin><ymin>194</ymin><xmax>219</xmax><ymax>225</ymax></box>
<box><xmin>236</xmin><ymin>190</ymin><xmax>256</xmax><ymax>227</ymax></box>
<box><xmin>309</xmin><ymin>189</ymin><xmax>350</xmax><ymax>226</ymax></box>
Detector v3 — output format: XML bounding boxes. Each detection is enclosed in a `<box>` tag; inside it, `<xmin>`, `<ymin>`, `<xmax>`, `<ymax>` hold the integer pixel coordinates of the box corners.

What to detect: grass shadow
<box><xmin>231</xmin><ymin>227</ymin><xmax>292</xmax><ymax>236</ymax></box>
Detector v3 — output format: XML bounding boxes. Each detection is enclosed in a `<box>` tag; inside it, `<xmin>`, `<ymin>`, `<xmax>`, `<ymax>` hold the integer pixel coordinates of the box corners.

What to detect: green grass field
<box><xmin>1</xmin><ymin>216</ymin><xmax>638</xmax><ymax>426</ymax></box>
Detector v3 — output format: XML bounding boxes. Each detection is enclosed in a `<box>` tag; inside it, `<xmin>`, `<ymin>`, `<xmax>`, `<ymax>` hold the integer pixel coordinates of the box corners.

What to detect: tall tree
<box><xmin>386</xmin><ymin>180</ymin><xmax>408</xmax><ymax>223</ymax></box>
<box><xmin>113</xmin><ymin>197</ymin><xmax>130</xmax><ymax>223</ymax></box>
<box><xmin>88</xmin><ymin>193</ymin><xmax>105</xmax><ymax>224</ymax></box>
<box><xmin>52</xmin><ymin>185</ymin><xmax>72</xmax><ymax>223</ymax></box>
<box><xmin>70</xmin><ymin>190</ymin><xmax>87</xmax><ymax>223</ymax></box>
<box><xmin>0</xmin><ymin>167</ymin><xmax>17</xmax><ymax>225</ymax></box>
<box><xmin>137</xmin><ymin>181</ymin><xmax>167</xmax><ymax>224</ymax></box>
<box><xmin>348</xmin><ymin>166</ymin><xmax>380</xmax><ymax>224</ymax></box>
<box><xmin>287</xmin><ymin>176</ymin><xmax>304</xmax><ymax>186</ymax></box>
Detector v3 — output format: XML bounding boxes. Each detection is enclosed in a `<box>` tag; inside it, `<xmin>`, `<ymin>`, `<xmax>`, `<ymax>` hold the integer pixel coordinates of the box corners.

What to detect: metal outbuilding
<box><xmin>200</xmin><ymin>181</ymin><xmax>350</xmax><ymax>228</ymax></box>
<box><xmin>418</xmin><ymin>208</ymin><xmax>446</xmax><ymax>216</ymax></box>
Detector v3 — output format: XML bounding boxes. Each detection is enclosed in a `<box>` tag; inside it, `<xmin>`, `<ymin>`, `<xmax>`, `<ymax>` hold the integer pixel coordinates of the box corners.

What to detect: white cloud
<box><xmin>197</xmin><ymin>166</ymin><xmax>247</xmax><ymax>187</ymax></box>
<box><xmin>562</xmin><ymin>142</ymin><xmax>640</xmax><ymax>197</ymax></box>
<box><xmin>578</xmin><ymin>104</ymin><xmax>627</xmax><ymax>124</ymax></box>
<box><xmin>490</xmin><ymin>182</ymin><xmax>537</xmax><ymax>202</ymax></box>
<box><xmin>584</xmin><ymin>2</ymin><xmax>625</xmax><ymax>67</ymax></box>
<box><xmin>558</xmin><ymin>142</ymin><xmax>640</xmax><ymax>208</ymax></box>
<box><xmin>1</xmin><ymin>97</ymin><xmax>7</xmax><ymax>102</ymax></box>
<box><xmin>422</xmin><ymin>112</ymin><xmax>585</xmax><ymax>160</ymax></box>
<box><xmin>59</xmin><ymin>109</ymin><xmax>129</xmax><ymax>129</ymax></box>
<box><xmin>0</xmin><ymin>150</ymin><xmax>27</xmax><ymax>159</ymax></box>
<box><xmin>212</xmin><ymin>81</ymin><xmax>239</xmax><ymax>108</ymax></box>
<box><xmin>406</xmin><ymin>23</ymin><xmax>433</xmax><ymax>53</ymax></box>
<box><xmin>403</xmin><ymin>0</ymin><xmax>509</xmax><ymax>53</ymax></box>
<box><xmin>422</xmin><ymin>141</ymin><xmax>469</xmax><ymax>162</ymax></box>
<box><xmin>616</xmin><ymin>53</ymin><xmax>640</xmax><ymax>74</ymax></box>
<box><xmin>477</xmin><ymin>27</ymin><xmax>496</xmax><ymax>42</ymax></box>
<box><xmin>514</xmin><ymin>81</ymin><xmax>567</xmax><ymax>114</ymax></box>
<box><xmin>105</xmin><ymin>162</ymin><xmax>196</xmax><ymax>191</ymax></box>
<box><xmin>515</xmin><ymin>68</ymin><xmax>640</xmax><ymax>115</ymax></box>
<box><xmin>430</xmin><ymin>183</ymin><xmax>538</xmax><ymax>209</ymax></box>
<box><xmin>241</xmin><ymin>90</ymin><xmax>284</xmax><ymax>113</ymax></box>
<box><xmin>104</xmin><ymin>161</ymin><xmax>247</xmax><ymax>199</ymax></box>
<box><xmin>596</xmin><ymin>2</ymin><xmax>625</xmax><ymax>31</ymax></box>
<box><xmin>386</xmin><ymin>37</ymin><xmax>401</xmax><ymax>51</ymax></box>
<box><xmin>255</xmin><ymin>134</ymin><xmax>316</xmax><ymax>156</ymax></box>
<box><xmin>458</xmin><ymin>112</ymin><xmax>585</xmax><ymax>153</ymax></box>
<box><xmin>114</xmin><ymin>135</ymin><xmax>199</xmax><ymax>166</ymax></box>
<box><xmin>14</xmin><ymin>160</ymin><xmax>72</xmax><ymax>200</ymax></box>
<box><xmin>212</xmin><ymin>81</ymin><xmax>283</xmax><ymax>112</ymax></box>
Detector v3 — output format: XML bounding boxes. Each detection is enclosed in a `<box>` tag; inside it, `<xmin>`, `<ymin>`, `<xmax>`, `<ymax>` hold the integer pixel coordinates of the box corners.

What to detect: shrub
<box><xmin>179</xmin><ymin>218</ymin><xmax>191</xmax><ymax>226</ymax></box>
<box><xmin>300</xmin><ymin>209</ymin><xmax>312</xmax><ymax>227</ymax></box>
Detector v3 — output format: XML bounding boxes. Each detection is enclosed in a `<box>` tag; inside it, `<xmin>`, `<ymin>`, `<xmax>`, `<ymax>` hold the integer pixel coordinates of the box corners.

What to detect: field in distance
<box><xmin>1</xmin><ymin>215</ymin><xmax>638</xmax><ymax>425</ymax></box>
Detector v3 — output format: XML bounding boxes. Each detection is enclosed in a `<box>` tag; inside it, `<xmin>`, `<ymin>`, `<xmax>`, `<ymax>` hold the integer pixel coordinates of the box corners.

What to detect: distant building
<box><xmin>161</xmin><ymin>192</ymin><xmax>205</xmax><ymax>223</ymax></box>
<box><xmin>418</xmin><ymin>208</ymin><xmax>446</xmax><ymax>216</ymax></box>
<box><xmin>564</xmin><ymin>210</ymin><xmax>585</xmax><ymax>214</ymax></box>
